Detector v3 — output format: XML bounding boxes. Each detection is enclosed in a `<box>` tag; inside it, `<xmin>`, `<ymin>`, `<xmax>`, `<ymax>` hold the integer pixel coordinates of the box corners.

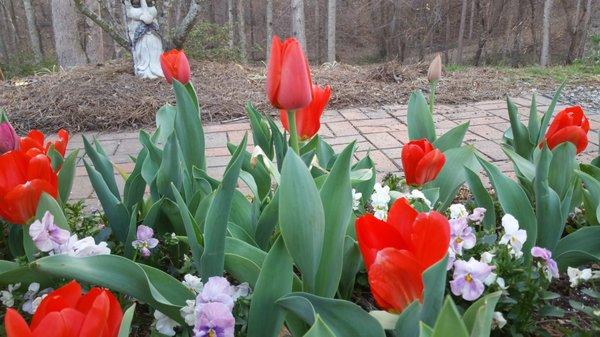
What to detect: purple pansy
<box><xmin>193</xmin><ymin>302</ymin><xmax>235</xmax><ymax>337</ymax></box>
<box><xmin>468</xmin><ymin>207</ymin><xmax>486</xmax><ymax>223</ymax></box>
<box><xmin>29</xmin><ymin>211</ymin><xmax>70</xmax><ymax>252</ymax></box>
<box><xmin>450</xmin><ymin>257</ymin><xmax>495</xmax><ymax>301</ymax></box>
<box><xmin>449</xmin><ymin>217</ymin><xmax>476</xmax><ymax>255</ymax></box>
<box><xmin>132</xmin><ymin>225</ymin><xmax>159</xmax><ymax>257</ymax></box>
<box><xmin>531</xmin><ymin>246</ymin><xmax>559</xmax><ymax>280</ymax></box>
<box><xmin>197</xmin><ymin>277</ymin><xmax>235</xmax><ymax>310</ymax></box>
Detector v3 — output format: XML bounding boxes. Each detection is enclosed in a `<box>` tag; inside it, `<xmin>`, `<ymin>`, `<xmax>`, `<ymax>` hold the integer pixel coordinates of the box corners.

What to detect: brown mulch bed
<box><xmin>0</xmin><ymin>59</ymin><xmax>559</xmax><ymax>133</ymax></box>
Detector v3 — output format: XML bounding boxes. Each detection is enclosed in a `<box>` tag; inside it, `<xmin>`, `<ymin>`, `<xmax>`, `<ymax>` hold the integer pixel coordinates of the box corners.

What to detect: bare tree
<box><xmin>52</xmin><ymin>0</ymin><xmax>88</xmax><ymax>67</ymax></box>
<box><xmin>468</xmin><ymin>0</ymin><xmax>475</xmax><ymax>39</ymax></box>
<box><xmin>228</xmin><ymin>0</ymin><xmax>234</xmax><ymax>48</ymax></box>
<box><xmin>21</xmin><ymin>0</ymin><xmax>43</xmax><ymax>62</ymax></box>
<box><xmin>540</xmin><ymin>0</ymin><xmax>553</xmax><ymax>66</ymax></box>
<box><xmin>456</xmin><ymin>0</ymin><xmax>468</xmax><ymax>63</ymax></box>
<box><xmin>237</xmin><ymin>0</ymin><xmax>247</xmax><ymax>63</ymax></box>
<box><xmin>563</xmin><ymin>0</ymin><xmax>594</xmax><ymax>63</ymax></box>
<box><xmin>326</xmin><ymin>0</ymin><xmax>336</xmax><ymax>63</ymax></box>
<box><xmin>291</xmin><ymin>0</ymin><xmax>307</xmax><ymax>51</ymax></box>
<box><xmin>266</xmin><ymin>0</ymin><xmax>273</xmax><ymax>60</ymax></box>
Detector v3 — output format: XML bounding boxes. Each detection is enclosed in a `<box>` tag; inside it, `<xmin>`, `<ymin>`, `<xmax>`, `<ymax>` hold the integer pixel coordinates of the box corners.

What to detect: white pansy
<box><xmin>351</xmin><ymin>189</ymin><xmax>363</xmax><ymax>211</ymax></box>
<box><xmin>182</xmin><ymin>274</ymin><xmax>203</xmax><ymax>294</ymax></box>
<box><xmin>0</xmin><ymin>283</ymin><xmax>20</xmax><ymax>307</ymax></box>
<box><xmin>374</xmin><ymin>209</ymin><xmax>387</xmax><ymax>221</ymax></box>
<box><xmin>449</xmin><ymin>204</ymin><xmax>468</xmax><ymax>219</ymax></box>
<box><xmin>23</xmin><ymin>294</ymin><xmax>46</xmax><ymax>315</ymax></box>
<box><xmin>408</xmin><ymin>189</ymin><xmax>432</xmax><ymax>209</ymax></box>
<box><xmin>496</xmin><ymin>277</ymin><xmax>509</xmax><ymax>292</ymax></box>
<box><xmin>480</xmin><ymin>251</ymin><xmax>495</xmax><ymax>264</ymax></box>
<box><xmin>180</xmin><ymin>299</ymin><xmax>197</xmax><ymax>326</ymax></box>
<box><xmin>154</xmin><ymin>310</ymin><xmax>180</xmax><ymax>336</ymax></box>
<box><xmin>499</xmin><ymin>214</ymin><xmax>527</xmax><ymax>255</ymax></box>
<box><xmin>232</xmin><ymin>282</ymin><xmax>251</xmax><ymax>301</ymax></box>
<box><xmin>52</xmin><ymin>235</ymin><xmax>111</xmax><ymax>257</ymax></box>
<box><xmin>491</xmin><ymin>312</ymin><xmax>507</xmax><ymax>329</ymax></box>
<box><xmin>484</xmin><ymin>272</ymin><xmax>497</xmax><ymax>286</ymax></box>
<box><xmin>567</xmin><ymin>267</ymin><xmax>593</xmax><ymax>288</ymax></box>
<box><xmin>371</xmin><ymin>183</ymin><xmax>391</xmax><ymax>208</ymax></box>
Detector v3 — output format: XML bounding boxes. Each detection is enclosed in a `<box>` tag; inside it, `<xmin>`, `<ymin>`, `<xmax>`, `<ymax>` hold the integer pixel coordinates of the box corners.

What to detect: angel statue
<box><xmin>125</xmin><ymin>0</ymin><xmax>164</xmax><ymax>79</ymax></box>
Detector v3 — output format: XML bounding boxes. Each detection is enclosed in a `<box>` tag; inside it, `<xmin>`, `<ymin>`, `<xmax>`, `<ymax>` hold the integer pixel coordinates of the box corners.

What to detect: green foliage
<box><xmin>0</xmin><ymin>53</ymin><xmax>58</xmax><ymax>79</ymax></box>
<box><xmin>184</xmin><ymin>22</ymin><xmax>241</xmax><ymax>62</ymax></box>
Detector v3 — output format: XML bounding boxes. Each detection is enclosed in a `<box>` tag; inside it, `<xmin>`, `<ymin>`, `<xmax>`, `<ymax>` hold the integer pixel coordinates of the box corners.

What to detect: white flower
<box><xmin>496</xmin><ymin>277</ymin><xmax>508</xmax><ymax>291</ymax></box>
<box><xmin>371</xmin><ymin>183</ymin><xmax>391</xmax><ymax>209</ymax></box>
<box><xmin>53</xmin><ymin>235</ymin><xmax>111</xmax><ymax>257</ymax></box>
<box><xmin>484</xmin><ymin>272</ymin><xmax>497</xmax><ymax>286</ymax></box>
<box><xmin>154</xmin><ymin>310</ymin><xmax>180</xmax><ymax>336</ymax></box>
<box><xmin>499</xmin><ymin>214</ymin><xmax>527</xmax><ymax>255</ymax></box>
<box><xmin>480</xmin><ymin>251</ymin><xmax>495</xmax><ymax>264</ymax></box>
<box><xmin>180</xmin><ymin>299</ymin><xmax>197</xmax><ymax>326</ymax></box>
<box><xmin>231</xmin><ymin>282</ymin><xmax>251</xmax><ymax>301</ymax></box>
<box><xmin>491</xmin><ymin>312</ymin><xmax>507</xmax><ymax>329</ymax></box>
<box><xmin>351</xmin><ymin>189</ymin><xmax>363</xmax><ymax>211</ymax></box>
<box><xmin>23</xmin><ymin>294</ymin><xmax>46</xmax><ymax>315</ymax></box>
<box><xmin>182</xmin><ymin>274</ymin><xmax>204</xmax><ymax>294</ymax></box>
<box><xmin>567</xmin><ymin>267</ymin><xmax>593</xmax><ymax>288</ymax></box>
<box><xmin>408</xmin><ymin>189</ymin><xmax>432</xmax><ymax>209</ymax></box>
<box><xmin>374</xmin><ymin>209</ymin><xmax>387</xmax><ymax>221</ymax></box>
<box><xmin>0</xmin><ymin>283</ymin><xmax>20</xmax><ymax>307</ymax></box>
<box><xmin>449</xmin><ymin>204</ymin><xmax>468</xmax><ymax>219</ymax></box>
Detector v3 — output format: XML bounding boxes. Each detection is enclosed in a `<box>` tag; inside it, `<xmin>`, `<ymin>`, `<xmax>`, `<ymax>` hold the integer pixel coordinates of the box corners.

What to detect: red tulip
<box><xmin>160</xmin><ymin>49</ymin><xmax>191</xmax><ymax>85</ymax></box>
<box><xmin>0</xmin><ymin>150</ymin><xmax>58</xmax><ymax>224</ymax></box>
<box><xmin>20</xmin><ymin>129</ymin><xmax>70</xmax><ymax>158</ymax></box>
<box><xmin>356</xmin><ymin>198</ymin><xmax>450</xmax><ymax>313</ymax></box>
<box><xmin>543</xmin><ymin>105</ymin><xmax>590</xmax><ymax>154</ymax></box>
<box><xmin>401</xmin><ymin>139</ymin><xmax>445</xmax><ymax>186</ymax></box>
<box><xmin>0</xmin><ymin>121</ymin><xmax>19</xmax><ymax>154</ymax></box>
<box><xmin>280</xmin><ymin>84</ymin><xmax>331</xmax><ymax>140</ymax></box>
<box><xmin>4</xmin><ymin>280</ymin><xmax>123</xmax><ymax>337</ymax></box>
<box><xmin>266</xmin><ymin>36</ymin><xmax>313</xmax><ymax>110</ymax></box>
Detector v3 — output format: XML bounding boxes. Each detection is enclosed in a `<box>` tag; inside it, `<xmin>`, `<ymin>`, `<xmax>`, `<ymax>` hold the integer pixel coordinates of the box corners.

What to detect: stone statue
<box><xmin>125</xmin><ymin>0</ymin><xmax>164</xmax><ymax>79</ymax></box>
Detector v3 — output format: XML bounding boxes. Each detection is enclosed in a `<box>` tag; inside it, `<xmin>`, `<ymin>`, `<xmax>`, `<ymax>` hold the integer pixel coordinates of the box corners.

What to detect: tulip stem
<box><xmin>287</xmin><ymin>110</ymin><xmax>300</xmax><ymax>154</ymax></box>
<box><xmin>429</xmin><ymin>81</ymin><xmax>437</xmax><ymax>114</ymax></box>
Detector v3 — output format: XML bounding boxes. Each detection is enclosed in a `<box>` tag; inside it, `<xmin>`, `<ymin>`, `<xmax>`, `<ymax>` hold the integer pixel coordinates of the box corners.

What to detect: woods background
<box><xmin>0</xmin><ymin>0</ymin><xmax>599</xmax><ymax>78</ymax></box>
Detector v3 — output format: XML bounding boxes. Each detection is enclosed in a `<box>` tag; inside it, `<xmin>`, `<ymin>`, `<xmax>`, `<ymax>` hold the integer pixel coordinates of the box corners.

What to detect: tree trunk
<box><xmin>52</xmin><ymin>0</ymin><xmax>88</xmax><ymax>68</ymax></box>
<box><xmin>469</xmin><ymin>0</ymin><xmax>475</xmax><ymax>39</ymax></box>
<box><xmin>540</xmin><ymin>0</ymin><xmax>553</xmax><ymax>67</ymax></box>
<box><xmin>84</xmin><ymin>0</ymin><xmax>105</xmax><ymax>64</ymax></box>
<box><xmin>266</xmin><ymin>0</ymin><xmax>273</xmax><ymax>60</ymax></box>
<box><xmin>313</xmin><ymin>0</ymin><xmax>319</xmax><ymax>63</ymax></box>
<box><xmin>228</xmin><ymin>0</ymin><xmax>234</xmax><ymax>48</ymax></box>
<box><xmin>291</xmin><ymin>0</ymin><xmax>307</xmax><ymax>52</ymax></box>
<box><xmin>444</xmin><ymin>0</ymin><xmax>451</xmax><ymax>63</ymax></box>
<box><xmin>510</xmin><ymin>0</ymin><xmax>527</xmax><ymax>66</ymax></box>
<box><xmin>21</xmin><ymin>0</ymin><xmax>43</xmax><ymax>62</ymax></box>
<box><xmin>457</xmin><ymin>0</ymin><xmax>468</xmax><ymax>63</ymax></box>
<box><xmin>325</xmin><ymin>0</ymin><xmax>335</xmax><ymax>62</ymax></box>
<box><xmin>579</xmin><ymin>0</ymin><xmax>595</xmax><ymax>57</ymax></box>
<box><xmin>237</xmin><ymin>0</ymin><xmax>247</xmax><ymax>63</ymax></box>
<box><xmin>529</xmin><ymin>0</ymin><xmax>539</xmax><ymax>57</ymax></box>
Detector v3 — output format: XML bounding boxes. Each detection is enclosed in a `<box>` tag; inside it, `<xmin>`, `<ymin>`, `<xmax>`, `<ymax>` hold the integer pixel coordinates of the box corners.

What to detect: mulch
<box><xmin>0</xmin><ymin>59</ymin><xmax>564</xmax><ymax>133</ymax></box>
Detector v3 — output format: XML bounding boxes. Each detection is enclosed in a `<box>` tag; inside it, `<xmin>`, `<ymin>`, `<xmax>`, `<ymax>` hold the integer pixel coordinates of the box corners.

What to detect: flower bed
<box><xmin>1</xmin><ymin>39</ymin><xmax>599</xmax><ymax>337</ymax></box>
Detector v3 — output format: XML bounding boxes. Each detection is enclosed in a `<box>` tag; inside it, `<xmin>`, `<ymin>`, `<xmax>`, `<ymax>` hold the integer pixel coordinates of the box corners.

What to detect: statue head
<box><xmin>127</xmin><ymin>0</ymin><xmax>158</xmax><ymax>25</ymax></box>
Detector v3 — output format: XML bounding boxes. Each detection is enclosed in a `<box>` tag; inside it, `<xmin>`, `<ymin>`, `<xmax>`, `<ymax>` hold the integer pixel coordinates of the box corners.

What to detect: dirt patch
<box><xmin>0</xmin><ymin>60</ymin><xmax>590</xmax><ymax>133</ymax></box>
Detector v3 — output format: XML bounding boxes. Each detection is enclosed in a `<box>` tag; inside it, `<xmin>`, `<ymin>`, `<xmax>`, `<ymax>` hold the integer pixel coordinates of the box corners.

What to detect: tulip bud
<box><xmin>160</xmin><ymin>49</ymin><xmax>191</xmax><ymax>84</ymax></box>
<box><xmin>0</xmin><ymin>112</ymin><xmax>19</xmax><ymax>154</ymax></box>
<box><xmin>427</xmin><ymin>54</ymin><xmax>442</xmax><ymax>83</ymax></box>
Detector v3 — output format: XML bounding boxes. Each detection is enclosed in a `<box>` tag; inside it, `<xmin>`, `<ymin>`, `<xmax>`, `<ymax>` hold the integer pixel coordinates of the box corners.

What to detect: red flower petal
<box><xmin>414</xmin><ymin>149</ymin><xmax>445</xmax><ymax>185</ymax></box>
<box><xmin>78</xmin><ymin>292</ymin><xmax>111</xmax><ymax>337</ymax></box>
<box><xmin>277</xmin><ymin>38</ymin><xmax>313</xmax><ymax>110</ymax></box>
<box><xmin>58</xmin><ymin>308</ymin><xmax>85</xmax><ymax>337</ymax></box>
<box><xmin>77</xmin><ymin>288</ymin><xmax>123</xmax><ymax>337</ymax></box>
<box><xmin>410</xmin><ymin>211</ymin><xmax>451</xmax><ymax>269</ymax></box>
<box><xmin>547</xmin><ymin>125</ymin><xmax>589</xmax><ymax>154</ymax></box>
<box><xmin>368</xmin><ymin>248</ymin><xmax>424</xmax><ymax>313</ymax></box>
<box><xmin>401</xmin><ymin>140</ymin><xmax>427</xmax><ymax>186</ymax></box>
<box><xmin>355</xmin><ymin>214</ymin><xmax>405</xmax><ymax>270</ymax></box>
<box><xmin>31</xmin><ymin>312</ymin><xmax>68</xmax><ymax>337</ymax></box>
<box><xmin>4</xmin><ymin>308</ymin><xmax>33</xmax><ymax>337</ymax></box>
<box><xmin>386</xmin><ymin>198</ymin><xmax>418</xmax><ymax>246</ymax></box>
<box><xmin>266</xmin><ymin>36</ymin><xmax>283</xmax><ymax>108</ymax></box>
<box><xmin>32</xmin><ymin>281</ymin><xmax>82</xmax><ymax>330</ymax></box>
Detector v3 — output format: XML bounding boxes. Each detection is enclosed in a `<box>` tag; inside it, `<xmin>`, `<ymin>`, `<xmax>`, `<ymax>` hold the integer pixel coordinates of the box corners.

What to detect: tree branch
<box><xmin>73</xmin><ymin>0</ymin><xmax>131</xmax><ymax>50</ymax></box>
<box><xmin>169</xmin><ymin>0</ymin><xmax>200</xmax><ymax>49</ymax></box>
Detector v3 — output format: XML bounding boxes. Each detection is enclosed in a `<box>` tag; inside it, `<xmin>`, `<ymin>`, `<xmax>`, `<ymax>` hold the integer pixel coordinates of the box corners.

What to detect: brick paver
<box><xmin>67</xmin><ymin>96</ymin><xmax>599</xmax><ymax>205</ymax></box>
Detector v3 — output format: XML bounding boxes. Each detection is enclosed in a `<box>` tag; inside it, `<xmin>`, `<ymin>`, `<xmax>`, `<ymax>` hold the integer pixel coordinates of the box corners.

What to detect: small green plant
<box><xmin>0</xmin><ymin>52</ymin><xmax>57</xmax><ymax>79</ymax></box>
<box><xmin>184</xmin><ymin>22</ymin><xmax>241</xmax><ymax>62</ymax></box>
<box><xmin>587</xmin><ymin>34</ymin><xmax>600</xmax><ymax>65</ymax></box>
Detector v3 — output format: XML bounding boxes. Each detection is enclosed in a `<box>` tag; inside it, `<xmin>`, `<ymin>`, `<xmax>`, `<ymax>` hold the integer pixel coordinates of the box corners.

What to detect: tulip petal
<box><xmin>278</xmin><ymin>39</ymin><xmax>313</xmax><ymax>110</ymax></box>
<box><xmin>27</xmin><ymin>154</ymin><xmax>57</xmax><ymax>184</ymax></box>
<box><xmin>414</xmin><ymin>149</ymin><xmax>445</xmax><ymax>185</ymax></box>
<box><xmin>410</xmin><ymin>211</ymin><xmax>450</xmax><ymax>269</ymax></box>
<box><xmin>355</xmin><ymin>214</ymin><xmax>405</xmax><ymax>269</ymax></box>
<box><xmin>401</xmin><ymin>141</ymin><xmax>426</xmax><ymax>186</ymax></box>
<box><xmin>78</xmin><ymin>292</ymin><xmax>111</xmax><ymax>337</ymax></box>
<box><xmin>547</xmin><ymin>125</ymin><xmax>588</xmax><ymax>154</ymax></box>
<box><xmin>58</xmin><ymin>308</ymin><xmax>85</xmax><ymax>337</ymax></box>
<box><xmin>0</xmin><ymin>179</ymin><xmax>57</xmax><ymax>224</ymax></box>
<box><xmin>368</xmin><ymin>248</ymin><xmax>423</xmax><ymax>313</ymax></box>
<box><xmin>31</xmin><ymin>312</ymin><xmax>68</xmax><ymax>337</ymax></box>
<box><xmin>77</xmin><ymin>288</ymin><xmax>123</xmax><ymax>337</ymax></box>
<box><xmin>266</xmin><ymin>36</ymin><xmax>283</xmax><ymax>107</ymax></box>
<box><xmin>386</xmin><ymin>197</ymin><xmax>418</xmax><ymax>246</ymax></box>
<box><xmin>4</xmin><ymin>308</ymin><xmax>33</xmax><ymax>337</ymax></box>
<box><xmin>32</xmin><ymin>280</ymin><xmax>82</xmax><ymax>330</ymax></box>
<box><xmin>0</xmin><ymin>151</ymin><xmax>27</xmax><ymax>194</ymax></box>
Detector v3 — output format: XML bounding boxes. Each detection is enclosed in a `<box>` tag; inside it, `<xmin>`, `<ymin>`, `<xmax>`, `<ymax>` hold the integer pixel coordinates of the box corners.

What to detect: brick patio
<box><xmin>67</xmin><ymin>96</ymin><xmax>600</xmax><ymax>207</ymax></box>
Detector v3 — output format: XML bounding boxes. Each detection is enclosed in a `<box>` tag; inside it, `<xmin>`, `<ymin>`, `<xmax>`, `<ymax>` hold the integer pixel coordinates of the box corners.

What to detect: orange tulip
<box><xmin>160</xmin><ymin>49</ymin><xmax>191</xmax><ymax>85</ymax></box>
<box><xmin>4</xmin><ymin>280</ymin><xmax>123</xmax><ymax>337</ymax></box>
<box><xmin>542</xmin><ymin>105</ymin><xmax>589</xmax><ymax>154</ymax></box>
<box><xmin>280</xmin><ymin>84</ymin><xmax>331</xmax><ymax>140</ymax></box>
<box><xmin>0</xmin><ymin>150</ymin><xmax>58</xmax><ymax>224</ymax></box>
<box><xmin>266</xmin><ymin>36</ymin><xmax>313</xmax><ymax>110</ymax></box>
<box><xmin>20</xmin><ymin>129</ymin><xmax>69</xmax><ymax>158</ymax></box>
<box><xmin>355</xmin><ymin>198</ymin><xmax>450</xmax><ymax>312</ymax></box>
<box><xmin>401</xmin><ymin>139</ymin><xmax>445</xmax><ymax>186</ymax></box>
